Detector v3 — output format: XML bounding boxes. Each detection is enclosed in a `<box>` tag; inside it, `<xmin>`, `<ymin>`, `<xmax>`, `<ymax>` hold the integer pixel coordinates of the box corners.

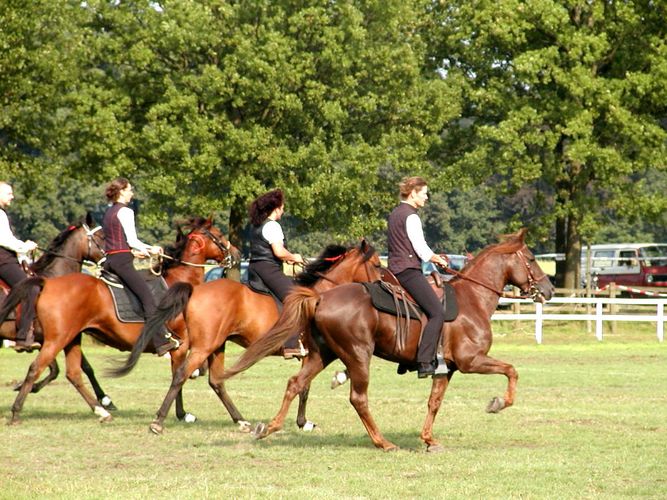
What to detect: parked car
<box><xmin>205</xmin><ymin>260</ymin><xmax>249</xmax><ymax>283</ymax></box>
<box><xmin>581</xmin><ymin>243</ymin><xmax>667</xmax><ymax>289</ymax></box>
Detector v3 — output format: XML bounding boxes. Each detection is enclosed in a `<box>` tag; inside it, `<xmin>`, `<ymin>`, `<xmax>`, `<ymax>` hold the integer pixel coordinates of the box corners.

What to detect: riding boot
<box><xmin>13</xmin><ymin>325</ymin><xmax>41</xmax><ymax>352</ymax></box>
<box><xmin>153</xmin><ymin>331</ymin><xmax>180</xmax><ymax>357</ymax></box>
<box><xmin>283</xmin><ymin>333</ymin><xmax>308</xmax><ymax>359</ymax></box>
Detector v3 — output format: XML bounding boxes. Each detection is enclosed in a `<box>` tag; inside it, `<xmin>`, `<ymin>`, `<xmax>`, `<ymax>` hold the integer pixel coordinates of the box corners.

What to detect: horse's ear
<box><xmin>86</xmin><ymin>212</ymin><xmax>95</xmax><ymax>226</ymax></box>
<box><xmin>205</xmin><ymin>214</ymin><xmax>213</xmax><ymax>228</ymax></box>
<box><xmin>517</xmin><ymin>228</ymin><xmax>528</xmax><ymax>242</ymax></box>
<box><xmin>360</xmin><ymin>238</ymin><xmax>368</xmax><ymax>251</ymax></box>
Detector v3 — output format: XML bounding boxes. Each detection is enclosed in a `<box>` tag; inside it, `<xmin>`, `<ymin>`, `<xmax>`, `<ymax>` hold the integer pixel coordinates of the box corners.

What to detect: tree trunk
<box><xmin>563</xmin><ymin>215</ymin><xmax>581</xmax><ymax>290</ymax></box>
<box><xmin>554</xmin><ymin>215</ymin><xmax>567</xmax><ymax>287</ymax></box>
<box><xmin>225</xmin><ymin>201</ymin><xmax>245</xmax><ymax>282</ymax></box>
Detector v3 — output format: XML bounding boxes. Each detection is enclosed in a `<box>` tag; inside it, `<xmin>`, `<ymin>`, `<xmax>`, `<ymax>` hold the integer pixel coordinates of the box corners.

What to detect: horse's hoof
<box><xmin>149</xmin><ymin>421</ymin><xmax>163</xmax><ymax>435</ymax></box>
<box><xmin>383</xmin><ymin>444</ymin><xmax>400</xmax><ymax>452</ymax></box>
<box><xmin>94</xmin><ymin>405</ymin><xmax>112</xmax><ymax>422</ymax></box>
<box><xmin>7</xmin><ymin>416</ymin><xmax>20</xmax><ymax>426</ymax></box>
<box><xmin>100</xmin><ymin>396</ymin><xmax>117</xmax><ymax>411</ymax></box>
<box><xmin>98</xmin><ymin>414</ymin><xmax>113</xmax><ymax>423</ymax></box>
<box><xmin>330</xmin><ymin>370</ymin><xmax>348</xmax><ymax>389</ymax></box>
<box><xmin>486</xmin><ymin>396</ymin><xmax>505</xmax><ymax>413</ymax></box>
<box><xmin>237</xmin><ymin>420</ymin><xmax>252</xmax><ymax>433</ymax></box>
<box><xmin>426</xmin><ymin>443</ymin><xmax>444</xmax><ymax>453</ymax></box>
<box><xmin>252</xmin><ymin>422</ymin><xmax>267</xmax><ymax>439</ymax></box>
<box><xmin>180</xmin><ymin>413</ymin><xmax>196</xmax><ymax>424</ymax></box>
<box><xmin>300</xmin><ymin>421</ymin><xmax>316</xmax><ymax>432</ymax></box>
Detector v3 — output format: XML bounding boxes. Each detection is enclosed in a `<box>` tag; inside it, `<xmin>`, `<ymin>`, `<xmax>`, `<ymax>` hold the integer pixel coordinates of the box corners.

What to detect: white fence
<box><xmin>492</xmin><ymin>297</ymin><xmax>666</xmax><ymax>344</ymax></box>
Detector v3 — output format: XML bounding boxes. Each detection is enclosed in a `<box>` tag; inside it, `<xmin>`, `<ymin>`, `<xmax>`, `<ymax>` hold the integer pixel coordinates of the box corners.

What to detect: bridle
<box><xmin>443</xmin><ymin>246</ymin><xmax>549</xmax><ymax>300</ymax></box>
<box><xmin>35</xmin><ymin>224</ymin><xmax>106</xmax><ymax>267</ymax></box>
<box><xmin>153</xmin><ymin>227</ymin><xmax>237</xmax><ymax>274</ymax></box>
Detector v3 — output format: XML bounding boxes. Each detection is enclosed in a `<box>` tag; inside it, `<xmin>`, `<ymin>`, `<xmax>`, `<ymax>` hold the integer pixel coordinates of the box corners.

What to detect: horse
<box><xmin>222</xmin><ymin>229</ymin><xmax>555</xmax><ymax>451</ymax></box>
<box><xmin>111</xmin><ymin>239</ymin><xmax>382</xmax><ymax>435</ymax></box>
<box><xmin>0</xmin><ymin>213</ymin><xmax>112</xmax><ymax>405</ymax></box>
<box><xmin>0</xmin><ymin>216</ymin><xmax>240</xmax><ymax>424</ymax></box>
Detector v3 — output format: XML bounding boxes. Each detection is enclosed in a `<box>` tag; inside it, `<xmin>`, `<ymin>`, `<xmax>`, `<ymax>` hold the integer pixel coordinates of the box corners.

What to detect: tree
<box><xmin>429</xmin><ymin>0</ymin><xmax>667</xmax><ymax>286</ymax></box>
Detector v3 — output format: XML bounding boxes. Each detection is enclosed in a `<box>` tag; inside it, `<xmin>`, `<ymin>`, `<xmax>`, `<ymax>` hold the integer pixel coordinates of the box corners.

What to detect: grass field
<box><xmin>1</xmin><ymin>322</ymin><xmax>665</xmax><ymax>499</ymax></box>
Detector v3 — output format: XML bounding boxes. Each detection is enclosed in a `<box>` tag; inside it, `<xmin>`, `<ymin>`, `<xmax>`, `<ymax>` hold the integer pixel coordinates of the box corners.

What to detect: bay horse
<box><xmin>1</xmin><ymin>217</ymin><xmax>239</xmax><ymax>424</ymax></box>
<box><xmin>112</xmin><ymin>239</ymin><xmax>381</xmax><ymax>435</ymax></box>
<box><xmin>0</xmin><ymin>214</ymin><xmax>111</xmax><ymax>405</ymax></box>
<box><xmin>222</xmin><ymin>229</ymin><xmax>554</xmax><ymax>451</ymax></box>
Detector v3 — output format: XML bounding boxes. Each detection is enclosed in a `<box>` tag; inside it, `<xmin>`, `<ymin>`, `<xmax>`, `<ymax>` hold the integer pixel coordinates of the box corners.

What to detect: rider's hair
<box><xmin>249</xmin><ymin>189</ymin><xmax>284</xmax><ymax>226</ymax></box>
<box><xmin>398</xmin><ymin>176</ymin><xmax>427</xmax><ymax>200</ymax></box>
<box><xmin>105</xmin><ymin>177</ymin><xmax>130</xmax><ymax>202</ymax></box>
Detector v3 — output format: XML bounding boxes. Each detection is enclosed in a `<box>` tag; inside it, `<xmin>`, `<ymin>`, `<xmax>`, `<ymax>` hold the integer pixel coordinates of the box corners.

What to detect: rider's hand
<box><xmin>149</xmin><ymin>245</ymin><xmax>162</xmax><ymax>255</ymax></box>
<box><xmin>433</xmin><ymin>254</ymin><xmax>449</xmax><ymax>268</ymax></box>
<box><xmin>290</xmin><ymin>253</ymin><xmax>305</xmax><ymax>265</ymax></box>
<box><xmin>24</xmin><ymin>240</ymin><xmax>38</xmax><ymax>252</ymax></box>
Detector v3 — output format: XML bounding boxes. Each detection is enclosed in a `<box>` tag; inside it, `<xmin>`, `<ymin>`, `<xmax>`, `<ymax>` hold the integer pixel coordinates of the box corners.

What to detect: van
<box><xmin>581</xmin><ymin>243</ymin><xmax>667</xmax><ymax>289</ymax></box>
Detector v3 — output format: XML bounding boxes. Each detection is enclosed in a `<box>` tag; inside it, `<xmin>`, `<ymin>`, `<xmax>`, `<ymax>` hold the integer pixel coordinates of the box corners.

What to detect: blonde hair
<box><xmin>398</xmin><ymin>176</ymin><xmax>427</xmax><ymax>200</ymax></box>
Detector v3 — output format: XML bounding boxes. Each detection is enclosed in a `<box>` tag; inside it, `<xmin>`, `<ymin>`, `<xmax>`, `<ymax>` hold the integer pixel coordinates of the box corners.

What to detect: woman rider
<box><xmin>387</xmin><ymin>176</ymin><xmax>449</xmax><ymax>378</ymax></box>
<box><xmin>247</xmin><ymin>189</ymin><xmax>306</xmax><ymax>359</ymax></box>
<box><xmin>102</xmin><ymin>177</ymin><xmax>178</xmax><ymax>357</ymax></box>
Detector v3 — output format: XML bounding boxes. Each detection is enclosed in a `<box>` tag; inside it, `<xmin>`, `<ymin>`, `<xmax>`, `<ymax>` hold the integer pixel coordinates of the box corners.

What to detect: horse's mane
<box><xmin>461</xmin><ymin>229</ymin><xmax>527</xmax><ymax>272</ymax></box>
<box><xmin>30</xmin><ymin>221</ymin><xmax>84</xmax><ymax>274</ymax></box>
<box><xmin>161</xmin><ymin>216</ymin><xmax>210</xmax><ymax>273</ymax></box>
<box><xmin>294</xmin><ymin>244</ymin><xmax>348</xmax><ymax>286</ymax></box>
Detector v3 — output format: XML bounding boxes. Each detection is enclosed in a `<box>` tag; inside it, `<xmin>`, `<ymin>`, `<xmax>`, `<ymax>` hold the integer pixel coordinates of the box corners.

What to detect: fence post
<box><xmin>534</xmin><ymin>301</ymin><xmax>543</xmax><ymax>344</ymax></box>
<box><xmin>596</xmin><ymin>301</ymin><xmax>603</xmax><ymax>341</ymax></box>
<box><xmin>609</xmin><ymin>282</ymin><xmax>617</xmax><ymax>335</ymax></box>
<box><xmin>658</xmin><ymin>302</ymin><xmax>664</xmax><ymax>343</ymax></box>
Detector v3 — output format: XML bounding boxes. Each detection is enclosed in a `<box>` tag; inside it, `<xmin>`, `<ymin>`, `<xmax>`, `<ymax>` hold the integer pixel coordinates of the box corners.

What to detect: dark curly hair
<box><xmin>248</xmin><ymin>189</ymin><xmax>284</xmax><ymax>226</ymax></box>
<box><xmin>105</xmin><ymin>177</ymin><xmax>130</xmax><ymax>202</ymax></box>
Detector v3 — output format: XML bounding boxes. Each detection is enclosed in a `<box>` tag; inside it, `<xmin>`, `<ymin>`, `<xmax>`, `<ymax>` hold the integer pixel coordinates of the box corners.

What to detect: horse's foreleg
<box><xmin>207</xmin><ymin>351</ymin><xmax>250</xmax><ymax>432</ymax></box>
<box><xmin>9</xmin><ymin>346</ymin><xmax>60</xmax><ymax>424</ymax></box>
<box><xmin>420</xmin><ymin>375</ymin><xmax>452</xmax><ymax>452</ymax></box>
<box><xmin>63</xmin><ymin>342</ymin><xmax>112</xmax><ymax>422</ymax></box>
<box><xmin>14</xmin><ymin>359</ymin><xmax>59</xmax><ymax>393</ymax></box>
<box><xmin>254</xmin><ymin>354</ymin><xmax>324</xmax><ymax>440</ymax></box>
<box><xmin>169</xmin><ymin>348</ymin><xmax>193</xmax><ymax>422</ymax></box>
<box><xmin>151</xmin><ymin>350</ymin><xmax>207</xmax><ymax>435</ymax></box>
<box><xmin>80</xmin><ymin>350</ymin><xmax>116</xmax><ymax>411</ymax></box>
<box><xmin>459</xmin><ymin>354</ymin><xmax>518</xmax><ymax>413</ymax></box>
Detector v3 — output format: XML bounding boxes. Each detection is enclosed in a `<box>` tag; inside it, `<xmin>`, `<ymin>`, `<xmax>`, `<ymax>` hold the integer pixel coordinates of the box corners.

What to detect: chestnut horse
<box><xmin>112</xmin><ymin>239</ymin><xmax>381</xmax><ymax>435</ymax></box>
<box><xmin>1</xmin><ymin>217</ymin><xmax>240</xmax><ymax>424</ymax></box>
<box><xmin>0</xmin><ymin>214</ymin><xmax>111</xmax><ymax>404</ymax></box>
<box><xmin>222</xmin><ymin>229</ymin><xmax>554</xmax><ymax>451</ymax></box>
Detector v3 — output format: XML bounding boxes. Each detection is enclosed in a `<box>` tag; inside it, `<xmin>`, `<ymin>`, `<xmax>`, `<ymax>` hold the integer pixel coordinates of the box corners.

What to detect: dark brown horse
<box><xmin>0</xmin><ymin>217</ymin><xmax>240</xmax><ymax>424</ymax></box>
<box><xmin>222</xmin><ymin>229</ymin><xmax>554</xmax><ymax>451</ymax></box>
<box><xmin>112</xmin><ymin>240</ymin><xmax>382</xmax><ymax>435</ymax></box>
<box><xmin>0</xmin><ymin>214</ymin><xmax>111</xmax><ymax>404</ymax></box>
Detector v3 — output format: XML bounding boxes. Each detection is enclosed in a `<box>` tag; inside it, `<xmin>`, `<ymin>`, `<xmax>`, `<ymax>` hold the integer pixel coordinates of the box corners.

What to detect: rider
<box><xmin>247</xmin><ymin>189</ymin><xmax>306</xmax><ymax>359</ymax></box>
<box><xmin>102</xmin><ymin>177</ymin><xmax>178</xmax><ymax>357</ymax></box>
<box><xmin>0</xmin><ymin>181</ymin><xmax>40</xmax><ymax>351</ymax></box>
<box><xmin>387</xmin><ymin>176</ymin><xmax>449</xmax><ymax>378</ymax></box>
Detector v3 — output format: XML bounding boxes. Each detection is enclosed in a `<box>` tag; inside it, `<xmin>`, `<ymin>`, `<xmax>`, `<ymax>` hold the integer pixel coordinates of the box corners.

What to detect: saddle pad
<box><xmin>362</xmin><ymin>280</ymin><xmax>458</xmax><ymax>322</ymax></box>
<box><xmin>106</xmin><ymin>275</ymin><xmax>168</xmax><ymax>323</ymax></box>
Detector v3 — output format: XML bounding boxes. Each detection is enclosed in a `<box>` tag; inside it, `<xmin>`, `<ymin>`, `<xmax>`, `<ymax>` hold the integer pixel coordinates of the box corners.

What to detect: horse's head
<box><xmin>503</xmin><ymin>229</ymin><xmax>554</xmax><ymax>303</ymax></box>
<box><xmin>181</xmin><ymin>216</ymin><xmax>241</xmax><ymax>267</ymax></box>
<box><xmin>31</xmin><ymin>214</ymin><xmax>105</xmax><ymax>276</ymax></box>
<box><xmin>294</xmin><ymin>238</ymin><xmax>381</xmax><ymax>287</ymax></box>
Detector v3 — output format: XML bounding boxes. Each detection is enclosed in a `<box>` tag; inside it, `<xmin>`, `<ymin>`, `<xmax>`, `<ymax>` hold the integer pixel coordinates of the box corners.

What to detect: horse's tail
<box><xmin>0</xmin><ymin>276</ymin><xmax>44</xmax><ymax>326</ymax></box>
<box><xmin>222</xmin><ymin>286</ymin><xmax>319</xmax><ymax>380</ymax></box>
<box><xmin>109</xmin><ymin>282</ymin><xmax>193</xmax><ymax>377</ymax></box>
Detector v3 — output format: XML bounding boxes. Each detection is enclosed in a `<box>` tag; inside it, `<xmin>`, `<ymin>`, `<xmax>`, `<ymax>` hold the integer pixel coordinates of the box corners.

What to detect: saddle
<box><xmin>0</xmin><ymin>280</ymin><xmax>16</xmax><ymax>322</ymax></box>
<box><xmin>100</xmin><ymin>269</ymin><xmax>168</xmax><ymax>323</ymax></box>
<box><xmin>363</xmin><ymin>270</ymin><xmax>459</xmax><ymax>358</ymax></box>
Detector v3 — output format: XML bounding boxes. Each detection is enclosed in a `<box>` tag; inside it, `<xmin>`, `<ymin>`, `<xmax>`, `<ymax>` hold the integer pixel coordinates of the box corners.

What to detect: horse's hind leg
<box><xmin>207</xmin><ymin>351</ymin><xmax>251</xmax><ymax>432</ymax></box>
<box><xmin>150</xmin><ymin>349</ymin><xmax>208</xmax><ymax>435</ymax></box>
<box><xmin>296</xmin><ymin>384</ymin><xmax>316</xmax><ymax>431</ymax></box>
<box><xmin>254</xmin><ymin>353</ymin><xmax>325</xmax><ymax>439</ymax></box>
<box><xmin>80</xmin><ymin>350</ymin><xmax>116</xmax><ymax>411</ymax></box>
<box><xmin>420</xmin><ymin>375</ymin><xmax>452</xmax><ymax>453</ymax></box>
<box><xmin>63</xmin><ymin>341</ymin><xmax>112</xmax><ymax>422</ymax></box>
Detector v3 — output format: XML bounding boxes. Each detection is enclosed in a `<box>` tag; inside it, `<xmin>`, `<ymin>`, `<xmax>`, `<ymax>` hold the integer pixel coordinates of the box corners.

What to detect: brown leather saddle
<box><xmin>100</xmin><ymin>270</ymin><xmax>168</xmax><ymax>323</ymax></box>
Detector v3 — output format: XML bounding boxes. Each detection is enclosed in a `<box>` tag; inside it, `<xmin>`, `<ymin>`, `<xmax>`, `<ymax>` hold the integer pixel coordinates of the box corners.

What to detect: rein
<box><xmin>35</xmin><ymin>224</ymin><xmax>105</xmax><ymax>267</ymax></box>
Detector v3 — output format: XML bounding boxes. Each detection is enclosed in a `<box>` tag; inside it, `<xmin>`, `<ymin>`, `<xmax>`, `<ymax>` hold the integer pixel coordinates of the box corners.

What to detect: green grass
<box><xmin>1</xmin><ymin>323</ymin><xmax>665</xmax><ymax>499</ymax></box>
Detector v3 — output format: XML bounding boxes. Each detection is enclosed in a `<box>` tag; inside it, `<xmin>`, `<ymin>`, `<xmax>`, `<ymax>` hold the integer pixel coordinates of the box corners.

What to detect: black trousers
<box><xmin>248</xmin><ymin>260</ymin><xmax>294</xmax><ymax>301</ymax></box>
<box><xmin>104</xmin><ymin>252</ymin><xmax>156</xmax><ymax>318</ymax></box>
<box><xmin>0</xmin><ymin>261</ymin><xmax>38</xmax><ymax>340</ymax></box>
<box><xmin>396</xmin><ymin>267</ymin><xmax>445</xmax><ymax>364</ymax></box>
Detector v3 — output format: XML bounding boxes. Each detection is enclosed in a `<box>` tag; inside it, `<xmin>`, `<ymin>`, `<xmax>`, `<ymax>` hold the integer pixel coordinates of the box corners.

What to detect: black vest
<box><xmin>102</xmin><ymin>203</ymin><xmax>130</xmax><ymax>253</ymax></box>
<box><xmin>249</xmin><ymin>219</ymin><xmax>284</xmax><ymax>266</ymax></box>
<box><xmin>387</xmin><ymin>203</ymin><xmax>421</xmax><ymax>274</ymax></box>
